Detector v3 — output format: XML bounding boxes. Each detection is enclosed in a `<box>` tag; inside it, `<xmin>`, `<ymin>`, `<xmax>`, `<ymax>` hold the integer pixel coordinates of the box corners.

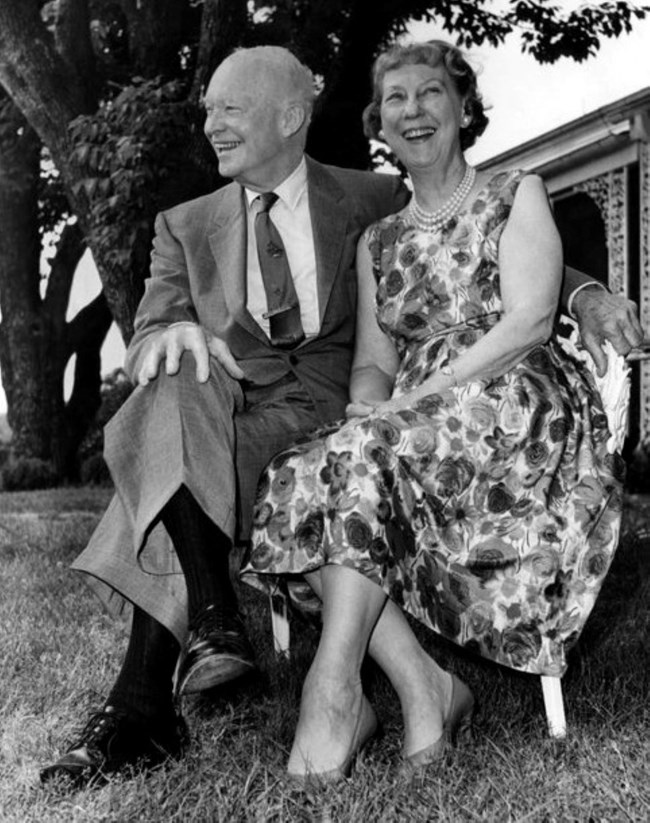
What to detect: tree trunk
<box><xmin>0</xmin><ymin>95</ymin><xmax>56</xmax><ymax>460</ymax></box>
<box><xmin>190</xmin><ymin>0</ymin><xmax>249</xmax><ymax>100</ymax></box>
<box><xmin>0</xmin><ymin>0</ymin><xmax>140</xmax><ymax>340</ymax></box>
<box><xmin>0</xmin><ymin>90</ymin><xmax>109</xmax><ymax>478</ymax></box>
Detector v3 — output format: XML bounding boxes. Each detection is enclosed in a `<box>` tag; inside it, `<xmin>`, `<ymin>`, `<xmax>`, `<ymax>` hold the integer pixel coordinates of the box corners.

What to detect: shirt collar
<box><xmin>244</xmin><ymin>156</ymin><xmax>308</xmax><ymax>211</ymax></box>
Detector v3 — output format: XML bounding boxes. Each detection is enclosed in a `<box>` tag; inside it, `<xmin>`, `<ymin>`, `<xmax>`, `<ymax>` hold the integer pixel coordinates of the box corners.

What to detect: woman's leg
<box><xmin>304</xmin><ymin>570</ymin><xmax>453</xmax><ymax>758</ymax></box>
<box><xmin>367</xmin><ymin>599</ymin><xmax>453</xmax><ymax>756</ymax></box>
<box><xmin>287</xmin><ymin>564</ymin><xmax>387</xmax><ymax>775</ymax></box>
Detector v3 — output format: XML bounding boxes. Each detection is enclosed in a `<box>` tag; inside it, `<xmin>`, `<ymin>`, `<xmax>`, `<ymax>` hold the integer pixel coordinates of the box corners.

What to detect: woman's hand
<box><xmin>345</xmin><ymin>400</ymin><xmax>377</xmax><ymax>419</ymax></box>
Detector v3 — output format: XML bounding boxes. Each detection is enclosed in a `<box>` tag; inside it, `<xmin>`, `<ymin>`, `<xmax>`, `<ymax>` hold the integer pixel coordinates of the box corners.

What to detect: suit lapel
<box><xmin>207</xmin><ymin>184</ymin><xmax>266</xmax><ymax>342</ymax></box>
<box><xmin>306</xmin><ymin>158</ymin><xmax>349</xmax><ymax>326</ymax></box>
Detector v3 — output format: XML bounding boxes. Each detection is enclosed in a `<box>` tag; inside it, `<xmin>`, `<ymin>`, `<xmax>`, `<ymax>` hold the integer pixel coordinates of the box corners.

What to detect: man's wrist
<box><xmin>567</xmin><ymin>281</ymin><xmax>608</xmax><ymax>319</ymax></box>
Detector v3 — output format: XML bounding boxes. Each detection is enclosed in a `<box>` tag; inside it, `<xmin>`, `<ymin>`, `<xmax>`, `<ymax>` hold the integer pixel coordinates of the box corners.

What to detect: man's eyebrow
<box><xmin>201</xmin><ymin>95</ymin><xmax>253</xmax><ymax>108</ymax></box>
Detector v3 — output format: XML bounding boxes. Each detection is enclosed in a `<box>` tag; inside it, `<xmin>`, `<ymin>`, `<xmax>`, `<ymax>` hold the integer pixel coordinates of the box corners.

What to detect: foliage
<box><xmin>38</xmin><ymin>149</ymin><xmax>71</xmax><ymax>237</ymax></box>
<box><xmin>68</xmin><ymin>80</ymin><xmax>200</xmax><ymax>305</ymax></box>
<box><xmin>506</xmin><ymin>0</ymin><xmax>649</xmax><ymax>63</ymax></box>
<box><xmin>97</xmin><ymin>367</ymin><xmax>134</xmax><ymax>425</ymax></box>
<box><xmin>1</xmin><ymin>456</ymin><xmax>58</xmax><ymax>491</ymax></box>
<box><xmin>79</xmin><ymin>452</ymin><xmax>112</xmax><ymax>486</ymax></box>
<box><xmin>244</xmin><ymin>1</ymin><xmax>650</xmax><ymax>73</ymax></box>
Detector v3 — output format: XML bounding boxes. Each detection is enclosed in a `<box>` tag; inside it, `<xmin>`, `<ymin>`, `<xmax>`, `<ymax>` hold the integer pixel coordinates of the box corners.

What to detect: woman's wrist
<box><xmin>440</xmin><ymin>364</ymin><xmax>459</xmax><ymax>388</ymax></box>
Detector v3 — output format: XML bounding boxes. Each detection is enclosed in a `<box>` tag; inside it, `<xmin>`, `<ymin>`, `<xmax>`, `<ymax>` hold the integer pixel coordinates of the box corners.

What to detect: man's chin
<box><xmin>215</xmin><ymin>153</ymin><xmax>241</xmax><ymax>178</ymax></box>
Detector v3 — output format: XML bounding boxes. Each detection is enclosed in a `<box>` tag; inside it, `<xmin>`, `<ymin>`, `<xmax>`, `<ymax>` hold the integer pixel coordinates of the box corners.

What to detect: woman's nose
<box><xmin>403</xmin><ymin>96</ymin><xmax>422</xmax><ymax>117</ymax></box>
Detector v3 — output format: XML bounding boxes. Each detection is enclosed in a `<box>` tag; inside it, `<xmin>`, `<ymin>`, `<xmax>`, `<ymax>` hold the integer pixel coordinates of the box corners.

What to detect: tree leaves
<box><xmin>68</xmin><ymin>77</ymin><xmax>195</xmax><ymax>288</ymax></box>
<box><xmin>506</xmin><ymin>0</ymin><xmax>648</xmax><ymax>63</ymax></box>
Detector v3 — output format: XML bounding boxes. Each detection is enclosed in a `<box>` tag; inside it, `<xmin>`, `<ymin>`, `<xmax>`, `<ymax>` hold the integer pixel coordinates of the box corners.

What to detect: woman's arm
<box><xmin>376</xmin><ymin>174</ymin><xmax>562</xmax><ymax>412</ymax></box>
<box><xmin>345</xmin><ymin>238</ymin><xmax>400</xmax><ymax>417</ymax></box>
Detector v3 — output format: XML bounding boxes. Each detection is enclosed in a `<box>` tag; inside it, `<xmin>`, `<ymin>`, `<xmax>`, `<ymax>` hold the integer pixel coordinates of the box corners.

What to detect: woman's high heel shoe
<box><xmin>287</xmin><ymin>696</ymin><xmax>379</xmax><ymax>786</ymax></box>
<box><xmin>402</xmin><ymin>673</ymin><xmax>474</xmax><ymax>773</ymax></box>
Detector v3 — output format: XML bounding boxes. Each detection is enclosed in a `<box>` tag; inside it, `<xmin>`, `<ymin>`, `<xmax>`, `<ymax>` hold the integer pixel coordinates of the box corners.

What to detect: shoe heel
<box><xmin>453</xmin><ymin>705</ymin><xmax>475</xmax><ymax>745</ymax></box>
<box><xmin>448</xmin><ymin>675</ymin><xmax>475</xmax><ymax>745</ymax></box>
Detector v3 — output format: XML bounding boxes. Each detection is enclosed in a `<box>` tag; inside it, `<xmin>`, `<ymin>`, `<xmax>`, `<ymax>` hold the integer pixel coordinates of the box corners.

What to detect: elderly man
<box><xmin>41</xmin><ymin>45</ymin><xmax>643</xmax><ymax>787</ymax></box>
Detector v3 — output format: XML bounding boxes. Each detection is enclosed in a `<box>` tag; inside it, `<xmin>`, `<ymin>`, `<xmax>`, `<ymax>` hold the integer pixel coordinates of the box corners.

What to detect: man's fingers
<box><xmin>621</xmin><ymin>304</ymin><xmax>645</xmax><ymax>350</ymax></box>
<box><xmin>137</xmin><ymin>344</ymin><xmax>165</xmax><ymax>386</ymax></box>
<box><xmin>574</xmin><ymin>291</ymin><xmax>645</xmax><ymax>366</ymax></box>
<box><xmin>164</xmin><ymin>339</ymin><xmax>183</xmax><ymax>375</ymax></box>
<box><xmin>136</xmin><ymin>326</ymin><xmax>248</xmax><ymax>385</ymax></box>
<box><xmin>602</xmin><ymin>313</ymin><xmax>642</xmax><ymax>357</ymax></box>
<box><xmin>580</xmin><ymin>331</ymin><xmax>608</xmax><ymax>378</ymax></box>
<box><xmin>207</xmin><ymin>336</ymin><xmax>245</xmax><ymax>380</ymax></box>
<box><xmin>137</xmin><ymin>324</ymin><xmax>213</xmax><ymax>385</ymax></box>
<box><xmin>178</xmin><ymin>331</ymin><xmax>210</xmax><ymax>382</ymax></box>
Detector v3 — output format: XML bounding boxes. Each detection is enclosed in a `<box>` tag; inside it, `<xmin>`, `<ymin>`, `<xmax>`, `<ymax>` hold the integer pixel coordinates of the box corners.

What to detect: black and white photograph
<box><xmin>1</xmin><ymin>1</ymin><xmax>649</xmax><ymax>820</ymax></box>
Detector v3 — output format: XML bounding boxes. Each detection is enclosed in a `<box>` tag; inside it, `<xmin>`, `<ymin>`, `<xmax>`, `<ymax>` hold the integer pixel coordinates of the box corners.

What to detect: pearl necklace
<box><xmin>408</xmin><ymin>165</ymin><xmax>476</xmax><ymax>233</ymax></box>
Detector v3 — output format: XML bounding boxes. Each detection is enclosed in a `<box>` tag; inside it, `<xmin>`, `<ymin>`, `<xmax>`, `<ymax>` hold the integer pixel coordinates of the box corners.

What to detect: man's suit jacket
<box><xmin>126</xmin><ymin>156</ymin><xmax>409</xmax><ymax>424</ymax></box>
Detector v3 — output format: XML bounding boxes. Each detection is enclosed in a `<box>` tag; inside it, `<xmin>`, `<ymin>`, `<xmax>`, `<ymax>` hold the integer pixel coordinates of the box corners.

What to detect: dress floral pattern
<box><xmin>240</xmin><ymin>170</ymin><xmax>624</xmax><ymax>676</ymax></box>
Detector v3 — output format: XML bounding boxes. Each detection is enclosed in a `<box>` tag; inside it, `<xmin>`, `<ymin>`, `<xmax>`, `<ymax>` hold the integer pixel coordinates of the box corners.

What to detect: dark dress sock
<box><xmin>160</xmin><ymin>484</ymin><xmax>237</xmax><ymax>622</ymax></box>
<box><xmin>108</xmin><ymin>606</ymin><xmax>180</xmax><ymax>723</ymax></box>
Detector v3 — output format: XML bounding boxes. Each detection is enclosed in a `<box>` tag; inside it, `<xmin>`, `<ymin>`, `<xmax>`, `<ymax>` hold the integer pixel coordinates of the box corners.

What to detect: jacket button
<box><xmin>289</xmin><ymin>354</ymin><xmax>298</xmax><ymax>366</ymax></box>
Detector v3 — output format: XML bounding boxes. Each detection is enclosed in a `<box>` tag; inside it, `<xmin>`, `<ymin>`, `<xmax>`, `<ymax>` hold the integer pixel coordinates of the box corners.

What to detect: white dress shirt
<box><xmin>244</xmin><ymin>158</ymin><xmax>319</xmax><ymax>338</ymax></box>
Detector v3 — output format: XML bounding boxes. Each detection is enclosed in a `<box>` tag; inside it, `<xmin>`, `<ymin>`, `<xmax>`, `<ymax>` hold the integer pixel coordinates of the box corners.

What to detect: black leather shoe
<box><xmin>40</xmin><ymin>705</ymin><xmax>188</xmax><ymax>788</ymax></box>
<box><xmin>175</xmin><ymin>605</ymin><xmax>256</xmax><ymax>696</ymax></box>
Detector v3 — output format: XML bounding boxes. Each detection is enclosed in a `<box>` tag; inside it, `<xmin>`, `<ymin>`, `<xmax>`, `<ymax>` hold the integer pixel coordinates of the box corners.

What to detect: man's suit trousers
<box><xmin>73</xmin><ymin>355</ymin><xmax>322</xmax><ymax>642</ymax></box>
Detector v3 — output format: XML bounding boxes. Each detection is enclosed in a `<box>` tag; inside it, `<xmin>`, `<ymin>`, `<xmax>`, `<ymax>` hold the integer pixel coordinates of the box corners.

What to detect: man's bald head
<box><xmin>203</xmin><ymin>47</ymin><xmax>315</xmax><ymax>190</ymax></box>
<box><xmin>224</xmin><ymin>46</ymin><xmax>315</xmax><ymax>119</ymax></box>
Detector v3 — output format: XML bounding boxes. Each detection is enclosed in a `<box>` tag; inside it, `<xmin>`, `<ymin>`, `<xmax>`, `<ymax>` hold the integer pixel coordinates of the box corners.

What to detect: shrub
<box><xmin>79</xmin><ymin>452</ymin><xmax>112</xmax><ymax>487</ymax></box>
<box><xmin>0</xmin><ymin>444</ymin><xmax>11</xmax><ymax>471</ymax></box>
<box><xmin>78</xmin><ymin>368</ymin><xmax>134</xmax><ymax>471</ymax></box>
<box><xmin>1</xmin><ymin>457</ymin><xmax>58</xmax><ymax>491</ymax></box>
<box><xmin>97</xmin><ymin>368</ymin><xmax>135</xmax><ymax>426</ymax></box>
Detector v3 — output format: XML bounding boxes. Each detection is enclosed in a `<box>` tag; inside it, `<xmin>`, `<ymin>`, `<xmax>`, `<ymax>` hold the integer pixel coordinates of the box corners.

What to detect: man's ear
<box><xmin>281</xmin><ymin>103</ymin><xmax>307</xmax><ymax>137</ymax></box>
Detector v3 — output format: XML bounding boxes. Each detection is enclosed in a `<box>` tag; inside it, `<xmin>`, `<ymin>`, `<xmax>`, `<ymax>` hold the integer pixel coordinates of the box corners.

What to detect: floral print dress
<box><xmin>240</xmin><ymin>170</ymin><xmax>624</xmax><ymax>676</ymax></box>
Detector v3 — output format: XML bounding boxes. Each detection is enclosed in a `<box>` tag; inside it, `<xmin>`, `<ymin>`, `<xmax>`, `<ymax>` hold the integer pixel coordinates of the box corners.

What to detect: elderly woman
<box><xmin>241</xmin><ymin>40</ymin><xmax>624</xmax><ymax>780</ymax></box>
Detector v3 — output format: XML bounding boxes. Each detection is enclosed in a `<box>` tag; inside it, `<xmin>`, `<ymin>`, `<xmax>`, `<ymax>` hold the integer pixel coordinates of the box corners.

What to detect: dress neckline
<box><xmin>400</xmin><ymin>169</ymin><xmax>522</xmax><ymax>232</ymax></box>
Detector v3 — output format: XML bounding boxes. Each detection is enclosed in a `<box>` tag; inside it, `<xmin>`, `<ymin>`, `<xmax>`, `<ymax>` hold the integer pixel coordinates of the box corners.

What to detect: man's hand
<box><xmin>572</xmin><ymin>287</ymin><xmax>645</xmax><ymax>376</ymax></box>
<box><xmin>136</xmin><ymin>323</ymin><xmax>245</xmax><ymax>386</ymax></box>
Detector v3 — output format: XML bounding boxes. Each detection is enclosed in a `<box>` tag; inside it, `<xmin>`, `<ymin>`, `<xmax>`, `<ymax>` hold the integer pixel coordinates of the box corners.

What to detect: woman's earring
<box><xmin>461</xmin><ymin>113</ymin><xmax>471</xmax><ymax>128</ymax></box>
<box><xmin>378</xmin><ymin>129</ymin><xmax>386</xmax><ymax>140</ymax></box>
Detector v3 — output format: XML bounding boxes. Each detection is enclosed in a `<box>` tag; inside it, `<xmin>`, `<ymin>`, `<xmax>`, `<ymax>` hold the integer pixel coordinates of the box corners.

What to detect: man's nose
<box><xmin>205</xmin><ymin>110</ymin><xmax>225</xmax><ymax>133</ymax></box>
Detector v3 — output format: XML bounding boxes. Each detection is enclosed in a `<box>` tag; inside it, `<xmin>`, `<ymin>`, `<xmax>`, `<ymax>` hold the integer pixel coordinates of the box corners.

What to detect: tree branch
<box><xmin>62</xmin><ymin>290</ymin><xmax>113</xmax><ymax>477</ymax></box>
<box><xmin>43</xmin><ymin>220</ymin><xmax>85</xmax><ymax>322</ymax></box>
<box><xmin>66</xmin><ymin>289</ymin><xmax>112</xmax><ymax>355</ymax></box>
<box><xmin>0</xmin><ymin>0</ymin><xmax>94</xmax><ymax>155</ymax></box>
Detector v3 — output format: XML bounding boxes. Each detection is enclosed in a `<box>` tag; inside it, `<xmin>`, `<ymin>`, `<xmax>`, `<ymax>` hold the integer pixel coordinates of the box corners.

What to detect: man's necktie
<box><xmin>254</xmin><ymin>192</ymin><xmax>305</xmax><ymax>349</ymax></box>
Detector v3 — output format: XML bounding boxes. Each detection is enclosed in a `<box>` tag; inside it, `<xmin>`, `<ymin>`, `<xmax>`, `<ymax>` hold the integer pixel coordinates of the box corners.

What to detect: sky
<box><xmin>1</xmin><ymin>5</ymin><xmax>650</xmax><ymax>414</ymax></box>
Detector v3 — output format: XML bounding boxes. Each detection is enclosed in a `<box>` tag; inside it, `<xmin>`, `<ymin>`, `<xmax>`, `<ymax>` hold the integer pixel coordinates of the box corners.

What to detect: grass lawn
<box><xmin>0</xmin><ymin>487</ymin><xmax>649</xmax><ymax>822</ymax></box>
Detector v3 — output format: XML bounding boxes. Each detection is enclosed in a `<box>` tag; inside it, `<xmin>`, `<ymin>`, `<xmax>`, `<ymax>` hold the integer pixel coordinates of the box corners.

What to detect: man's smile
<box><xmin>212</xmin><ymin>140</ymin><xmax>242</xmax><ymax>155</ymax></box>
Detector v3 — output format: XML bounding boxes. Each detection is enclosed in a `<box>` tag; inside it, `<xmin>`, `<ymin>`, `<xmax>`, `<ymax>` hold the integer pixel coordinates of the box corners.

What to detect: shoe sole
<box><xmin>179</xmin><ymin>655</ymin><xmax>256</xmax><ymax>694</ymax></box>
